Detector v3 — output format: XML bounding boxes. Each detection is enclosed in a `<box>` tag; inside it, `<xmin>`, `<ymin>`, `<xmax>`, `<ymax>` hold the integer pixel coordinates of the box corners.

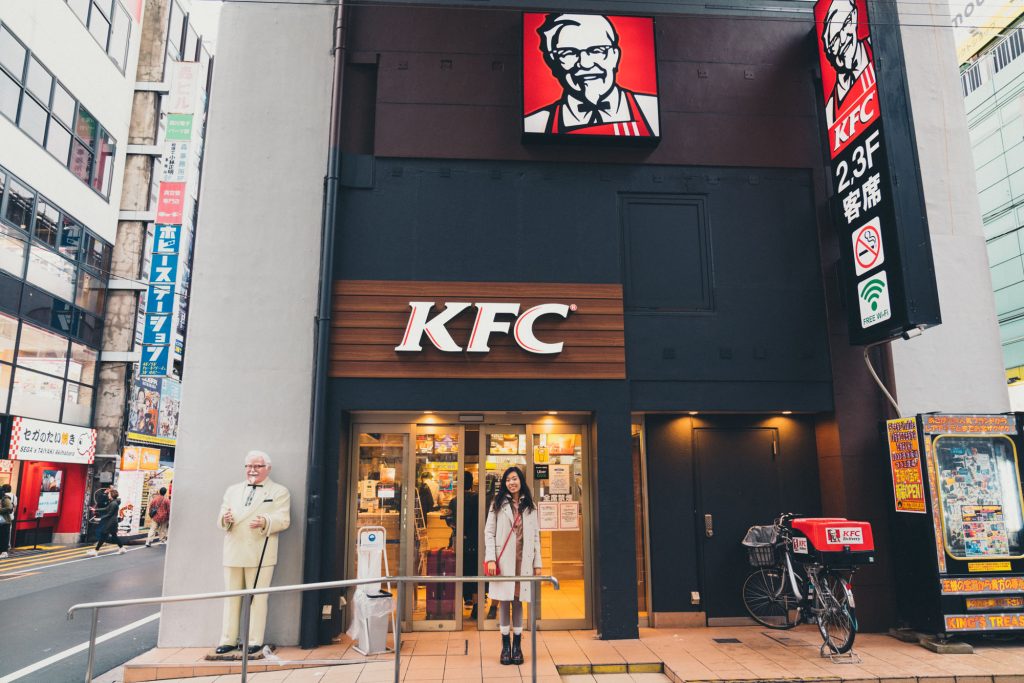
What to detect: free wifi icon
<box><xmin>860</xmin><ymin>278</ymin><xmax>886</xmax><ymax>311</ymax></box>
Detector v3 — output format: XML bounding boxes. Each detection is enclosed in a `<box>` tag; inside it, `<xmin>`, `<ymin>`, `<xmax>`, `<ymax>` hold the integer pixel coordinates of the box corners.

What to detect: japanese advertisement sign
<box><xmin>923</xmin><ymin>414</ymin><xmax>1016</xmax><ymax>435</ymax></box>
<box><xmin>944</xmin><ymin>613</ymin><xmax>1024</xmax><ymax>631</ymax></box>
<box><xmin>522</xmin><ymin>13</ymin><xmax>659</xmax><ymax>142</ymax></box>
<box><xmin>950</xmin><ymin>0</ymin><xmax>1024</xmax><ymax>64</ymax></box>
<box><xmin>8</xmin><ymin>417</ymin><xmax>96</xmax><ymax>464</ymax></box>
<box><xmin>38</xmin><ymin>469</ymin><xmax>62</xmax><ymax>514</ymax></box>
<box><xmin>814</xmin><ymin>0</ymin><xmax>939</xmax><ymax>344</ymax></box>
<box><xmin>116</xmin><ymin>470</ymin><xmax>146</xmax><ymax>535</ymax></box>
<box><xmin>121</xmin><ymin>445</ymin><xmax>161</xmax><ymax>471</ymax></box>
<box><xmin>887</xmin><ymin>417</ymin><xmax>926</xmax><ymax>513</ymax></box>
<box><xmin>127</xmin><ymin>375</ymin><xmax>180</xmax><ymax>446</ymax></box>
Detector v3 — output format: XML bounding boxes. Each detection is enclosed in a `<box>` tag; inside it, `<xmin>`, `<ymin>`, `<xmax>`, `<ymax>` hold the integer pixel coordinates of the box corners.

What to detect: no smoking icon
<box><xmin>851</xmin><ymin>217</ymin><xmax>885</xmax><ymax>276</ymax></box>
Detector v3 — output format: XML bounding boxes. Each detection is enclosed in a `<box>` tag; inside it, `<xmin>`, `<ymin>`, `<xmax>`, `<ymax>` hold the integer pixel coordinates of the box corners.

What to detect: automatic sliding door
<box><xmin>352</xmin><ymin>430</ymin><xmax>409</xmax><ymax>587</ymax></box>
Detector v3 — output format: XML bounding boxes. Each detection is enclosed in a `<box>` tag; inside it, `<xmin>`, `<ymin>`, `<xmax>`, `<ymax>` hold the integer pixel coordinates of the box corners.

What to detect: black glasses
<box><xmin>550</xmin><ymin>45</ymin><xmax>615</xmax><ymax>68</ymax></box>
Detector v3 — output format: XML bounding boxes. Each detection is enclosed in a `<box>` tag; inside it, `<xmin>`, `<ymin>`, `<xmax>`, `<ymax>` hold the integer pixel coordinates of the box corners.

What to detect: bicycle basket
<box><xmin>742</xmin><ymin>525</ymin><xmax>780</xmax><ymax>567</ymax></box>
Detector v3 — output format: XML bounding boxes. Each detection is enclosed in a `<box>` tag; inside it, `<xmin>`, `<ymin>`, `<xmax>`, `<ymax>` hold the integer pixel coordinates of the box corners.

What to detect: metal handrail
<box><xmin>67</xmin><ymin>573</ymin><xmax>559</xmax><ymax>683</ymax></box>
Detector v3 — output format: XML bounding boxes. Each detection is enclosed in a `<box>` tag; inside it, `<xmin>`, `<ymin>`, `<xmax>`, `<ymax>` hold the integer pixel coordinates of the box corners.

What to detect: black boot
<box><xmin>511</xmin><ymin>634</ymin><xmax>524</xmax><ymax>665</ymax></box>
<box><xmin>500</xmin><ymin>634</ymin><xmax>512</xmax><ymax>665</ymax></box>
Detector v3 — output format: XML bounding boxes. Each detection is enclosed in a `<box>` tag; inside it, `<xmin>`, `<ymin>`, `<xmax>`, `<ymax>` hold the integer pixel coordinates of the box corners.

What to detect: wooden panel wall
<box><xmin>330</xmin><ymin>281</ymin><xmax>625</xmax><ymax>379</ymax></box>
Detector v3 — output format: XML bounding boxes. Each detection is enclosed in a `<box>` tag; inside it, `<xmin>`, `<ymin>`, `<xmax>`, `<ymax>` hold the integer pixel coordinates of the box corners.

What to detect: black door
<box><xmin>696</xmin><ymin>428</ymin><xmax>781</xmax><ymax>622</ymax></box>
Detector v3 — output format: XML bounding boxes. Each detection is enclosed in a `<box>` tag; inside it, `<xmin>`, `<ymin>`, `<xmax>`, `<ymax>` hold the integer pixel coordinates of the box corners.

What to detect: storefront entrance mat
<box><xmin>556</xmin><ymin>662</ymin><xmax>665</xmax><ymax>675</ymax></box>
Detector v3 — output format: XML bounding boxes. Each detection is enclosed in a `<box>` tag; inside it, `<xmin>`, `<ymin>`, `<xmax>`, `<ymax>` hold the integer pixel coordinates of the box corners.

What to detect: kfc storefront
<box><xmin>297</xmin><ymin>0</ymin><xmax>926</xmax><ymax>643</ymax></box>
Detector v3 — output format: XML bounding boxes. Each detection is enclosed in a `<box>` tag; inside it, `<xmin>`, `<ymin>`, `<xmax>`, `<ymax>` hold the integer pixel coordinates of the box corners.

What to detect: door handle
<box><xmin>704</xmin><ymin>513</ymin><xmax>713</xmax><ymax>538</ymax></box>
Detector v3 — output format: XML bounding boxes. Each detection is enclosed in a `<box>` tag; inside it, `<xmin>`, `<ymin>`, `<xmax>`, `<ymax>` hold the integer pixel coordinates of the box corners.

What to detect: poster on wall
<box><xmin>886</xmin><ymin>417</ymin><xmax>927</xmax><ymax>513</ymax></box>
<box><xmin>549</xmin><ymin>464</ymin><xmax>572</xmax><ymax>495</ymax></box>
<box><xmin>122</xmin><ymin>445</ymin><xmax>161</xmax><ymax>472</ymax></box>
<box><xmin>538</xmin><ymin>501</ymin><xmax>559</xmax><ymax>530</ymax></box>
<box><xmin>116</xmin><ymin>470</ymin><xmax>146</xmax><ymax>535</ymax></box>
<box><xmin>38</xmin><ymin>469</ymin><xmax>62</xmax><ymax>515</ymax></box>
<box><xmin>522</xmin><ymin>12</ymin><xmax>660</xmax><ymax>142</ymax></box>
<box><xmin>127</xmin><ymin>375</ymin><xmax>180</xmax><ymax>446</ymax></box>
<box><xmin>8</xmin><ymin>417</ymin><xmax>96</xmax><ymax>464</ymax></box>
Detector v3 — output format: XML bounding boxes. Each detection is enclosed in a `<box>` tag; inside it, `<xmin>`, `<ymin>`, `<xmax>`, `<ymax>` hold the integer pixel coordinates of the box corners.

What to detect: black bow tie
<box><xmin>245</xmin><ymin>484</ymin><xmax>263</xmax><ymax>505</ymax></box>
<box><xmin>577</xmin><ymin>99</ymin><xmax>611</xmax><ymax>124</ymax></box>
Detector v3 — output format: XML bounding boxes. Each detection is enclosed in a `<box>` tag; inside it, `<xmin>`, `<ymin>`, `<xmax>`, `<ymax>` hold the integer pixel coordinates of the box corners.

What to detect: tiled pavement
<box><xmin>107</xmin><ymin>625</ymin><xmax>1024</xmax><ymax>682</ymax></box>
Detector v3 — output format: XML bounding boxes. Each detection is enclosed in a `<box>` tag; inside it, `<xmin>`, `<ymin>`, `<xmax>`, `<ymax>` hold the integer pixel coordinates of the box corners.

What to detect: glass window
<box><xmin>26</xmin><ymin>246</ymin><xmax>76</xmax><ymax>302</ymax></box>
<box><xmin>45</xmin><ymin>121</ymin><xmax>72</xmax><ymax>164</ymax></box>
<box><xmin>185</xmin><ymin>25</ymin><xmax>199</xmax><ymax>61</ymax></box>
<box><xmin>168</xmin><ymin>2</ymin><xmax>185</xmax><ymax>58</ymax></box>
<box><xmin>0</xmin><ymin>69</ymin><xmax>18</xmax><ymax>120</ymax></box>
<box><xmin>68</xmin><ymin>0</ymin><xmax>91</xmax><ymax>24</ymax></box>
<box><xmin>34</xmin><ymin>200</ymin><xmax>59</xmax><ymax>247</ymax></box>
<box><xmin>0</xmin><ymin>362</ymin><xmax>12</xmax><ymax>413</ymax></box>
<box><xmin>75</xmin><ymin>107</ymin><xmax>97</xmax><ymax>147</ymax></box>
<box><xmin>0</xmin><ymin>224</ymin><xmax>27</xmax><ymax>278</ymax></box>
<box><xmin>17</xmin><ymin>321</ymin><xmax>69</xmax><ymax>377</ymax></box>
<box><xmin>83</xmin><ymin>233</ymin><xmax>110</xmax><ymax>272</ymax></box>
<box><xmin>935</xmin><ymin>435</ymin><xmax>1024</xmax><ymax>559</ymax></box>
<box><xmin>9</xmin><ymin>367</ymin><xmax>62</xmax><ymax>421</ymax></box>
<box><xmin>108</xmin><ymin>6</ymin><xmax>130</xmax><ymax>71</ymax></box>
<box><xmin>51</xmin><ymin>84</ymin><xmax>75</xmax><ymax>126</ymax></box>
<box><xmin>68</xmin><ymin>341</ymin><xmax>97</xmax><ymax>385</ymax></box>
<box><xmin>62</xmin><ymin>381</ymin><xmax>92</xmax><ymax>426</ymax></box>
<box><xmin>0</xmin><ymin>25</ymin><xmax>25</xmax><ymax>78</ymax></box>
<box><xmin>59</xmin><ymin>217</ymin><xmax>81</xmax><ymax>260</ymax></box>
<box><xmin>93</xmin><ymin>130</ymin><xmax>114</xmax><ymax>195</ymax></box>
<box><xmin>88</xmin><ymin>11</ymin><xmax>110</xmax><ymax>49</ymax></box>
<box><xmin>4</xmin><ymin>179</ymin><xmax>33</xmax><ymax>230</ymax></box>
<box><xmin>18</xmin><ymin>95</ymin><xmax>47</xmax><ymax>145</ymax></box>
<box><xmin>24</xmin><ymin>57</ymin><xmax>51</xmax><ymax>103</ymax></box>
<box><xmin>75</xmin><ymin>270</ymin><xmax>105</xmax><ymax>315</ymax></box>
<box><xmin>69</xmin><ymin>140</ymin><xmax>93</xmax><ymax>185</ymax></box>
<box><xmin>0</xmin><ymin>311</ymin><xmax>17</xmax><ymax>362</ymax></box>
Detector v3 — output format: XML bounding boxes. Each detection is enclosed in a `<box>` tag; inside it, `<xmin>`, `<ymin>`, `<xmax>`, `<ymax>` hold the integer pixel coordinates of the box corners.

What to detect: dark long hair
<box><xmin>490</xmin><ymin>466</ymin><xmax>535</xmax><ymax>514</ymax></box>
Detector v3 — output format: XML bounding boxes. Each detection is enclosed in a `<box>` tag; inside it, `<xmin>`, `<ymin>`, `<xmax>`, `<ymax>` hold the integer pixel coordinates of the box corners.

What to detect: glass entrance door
<box><xmin>351</xmin><ymin>430</ymin><xmax>408</xmax><ymax>590</ymax></box>
<box><xmin>409</xmin><ymin>425</ymin><xmax>463</xmax><ymax>630</ymax></box>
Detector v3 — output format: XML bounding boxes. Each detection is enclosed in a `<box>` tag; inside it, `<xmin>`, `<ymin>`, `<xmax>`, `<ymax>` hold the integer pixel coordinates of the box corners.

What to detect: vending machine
<box><xmin>888</xmin><ymin>414</ymin><xmax>1024</xmax><ymax>635</ymax></box>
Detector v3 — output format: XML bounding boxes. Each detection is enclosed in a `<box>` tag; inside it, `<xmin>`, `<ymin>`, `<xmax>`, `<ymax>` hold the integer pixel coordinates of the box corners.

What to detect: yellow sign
<box><xmin>966</xmin><ymin>597</ymin><xmax>1024</xmax><ymax>610</ymax></box>
<box><xmin>122</xmin><ymin>446</ymin><xmax>160</xmax><ymax>472</ymax></box>
<box><xmin>942</xmin><ymin>576</ymin><xmax>1024</xmax><ymax>593</ymax></box>
<box><xmin>886</xmin><ymin>418</ymin><xmax>926</xmax><ymax>513</ymax></box>
<box><xmin>952</xmin><ymin>0</ymin><xmax>1024</xmax><ymax>64</ymax></box>
<box><xmin>945</xmin><ymin>612</ymin><xmax>1024</xmax><ymax>631</ymax></box>
<box><xmin>968</xmin><ymin>561</ymin><xmax>1013</xmax><ymax>572</ymax></box>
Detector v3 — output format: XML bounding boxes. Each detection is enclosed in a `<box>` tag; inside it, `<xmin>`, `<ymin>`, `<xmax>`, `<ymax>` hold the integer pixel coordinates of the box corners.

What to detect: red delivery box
<box><xmin>790</xmin><ymin>518</ymin><xmax>875</xmax><ymax>566</ymax></box>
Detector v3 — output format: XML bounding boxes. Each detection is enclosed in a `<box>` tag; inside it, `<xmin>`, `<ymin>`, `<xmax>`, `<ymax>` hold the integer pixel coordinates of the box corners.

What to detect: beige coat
<box><xmin>218</xmin><ymin>478</ymin><xmax>290</xmax><ymax>568</ymax></box>
<box><xmin>484</xmin><ymin>501</ymin><xmax>542</xmax><ymax>602</ymax></box>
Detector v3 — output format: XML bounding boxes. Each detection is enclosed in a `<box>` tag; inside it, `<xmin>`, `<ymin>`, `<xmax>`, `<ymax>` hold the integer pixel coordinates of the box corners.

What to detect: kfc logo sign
<box><xmin>522</xmin><ymin>13</ymin><xmax>659</xmax><ymax>142</ymax></box>
<box><xmin>826</xmin><ymin>527</ymin><xmax>864</xmax><ymax>545</ymax></box>
<box><xmin>395</xmin><ymin>302</ymin><xmax>574</xmax><ymax>355</ymax></box>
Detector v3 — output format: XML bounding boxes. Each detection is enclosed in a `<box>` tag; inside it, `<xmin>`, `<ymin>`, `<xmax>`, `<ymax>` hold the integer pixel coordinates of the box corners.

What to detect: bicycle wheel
<box><xmin>817</xmin><ymin>581</ymin><xmax>856</xmax><ymax>653</ymax></box>
<box><xmin>742</xmin><ymin>568</ymin><xmax>799</xmax><ymax>629</ymax></box>
<box><xmin>821</xmin><ymin>571</ymin><xmax>858</xmax><ymax>632</ymax></box>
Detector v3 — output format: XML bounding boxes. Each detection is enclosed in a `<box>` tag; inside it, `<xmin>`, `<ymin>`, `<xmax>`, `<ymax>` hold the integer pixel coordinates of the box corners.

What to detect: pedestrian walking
<box><xmin>0</xmin><ymin>484</ymin><xmax>14</xmax><ymax>559</ymax></box>
<box><xmin>88</xmin><ymin>488</ymin><xmax>126</xmax><ymax>556</ymax></box>
<box><xmin>483</xmin><ymin>466</ymin><xmax>542</xmax><ymax>666</ymax></box>
<box><xmin>145</xmin><ymin>487</ymin><xmax>171</xmax><ymax>547</ymax></box>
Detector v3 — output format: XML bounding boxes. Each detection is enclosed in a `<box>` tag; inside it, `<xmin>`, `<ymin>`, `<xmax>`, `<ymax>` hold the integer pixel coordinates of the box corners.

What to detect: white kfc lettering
<box><xmin>395</xmin><ymin>301</ymin><xmax>571</xmax><ymax>354</ymax></box>
<box><xmin>832</xmin><ymin>92</ymin><xmax>876</xmax><ymax>153</ymax></box>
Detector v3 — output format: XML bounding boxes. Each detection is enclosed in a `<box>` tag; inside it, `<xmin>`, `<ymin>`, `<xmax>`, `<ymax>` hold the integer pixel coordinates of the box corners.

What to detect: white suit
<box><xmin>484</xmin><ymin>501</ymin><xmax>542</xmax><ymax>602</ymax></box>
<box><xmin>217</xmin><ymin>478</ymin><xmax>290</xmax><ymax>647</ymax></box>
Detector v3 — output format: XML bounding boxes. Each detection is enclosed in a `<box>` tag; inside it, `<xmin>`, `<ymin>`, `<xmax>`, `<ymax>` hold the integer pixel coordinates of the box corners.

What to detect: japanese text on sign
<box><xmin>923</xmin><ymin>414</ymin><xmax>1016</xmax><ymax>435</ymax></box>
<box><xmin>941</xmin><ymin>577</ymin><xmax>1024</xmax><ymax>595</ymax></box>
<box><xmin>887</xmin><ymin>417</ymin><xmax>926</xmax><ymax>513</ymax></box>
<box><xmin>945</xmin><ymin>613</ymin><xmax>1024</xmax><ymax>631</ymax></box>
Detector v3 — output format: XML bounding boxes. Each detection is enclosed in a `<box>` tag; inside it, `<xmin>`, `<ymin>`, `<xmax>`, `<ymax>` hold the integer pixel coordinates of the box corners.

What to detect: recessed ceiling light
<box><xmin>548</xmin><ymin>411</ymin><xmax>558</xmax><ymax>415</ymax></box>
<box><xmin>782</xmin><ymin>411</ymin><xmax>793</xmax><ymax>415</ymax></box>
<box><xmin>688</xmin><ymin>411</ymin><xmax>698</xmax><ymax>416</ymax></box>
<box><xmin>423</xmin><ymin>411</ymin><xmax>434</xmax><ymax>414</ymax></box>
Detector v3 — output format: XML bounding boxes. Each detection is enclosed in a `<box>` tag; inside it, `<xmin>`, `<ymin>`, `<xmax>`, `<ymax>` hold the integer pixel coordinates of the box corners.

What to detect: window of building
<box><xmin>59</xmin><ymin>217</ymin><xmax>81</xmax><ymax>260</ymax></box>
<box><xmin>0</xmin><ymin>311</ymin><xmax>16</xmax><ymax>361</ymax></box>
<box><xmin>0</xmin><ymin>23</ymin><xmax>117</xmax><ymax>198</ymax></box>
<box><xmin>64</xmin><ymin>0</ymin><xmax>132</xmax><ymax>73</ymax></box>
<box><xmin>168</xmin><ymin>1</ymin><xmax>186</xmax><ymax>60</ymax></box>
<box><xmin>4</xmin><ymin>179</ymin><xmax>33</xmax><ymax>230</ymax></box>
<box><xmin>62</xmin><ymin>381</ymin><xmax>92</xmax><ymax>425</ymax></box>
<box><xmin>0</xmin><ymin>224</ymin><xmax>27</xmax><ymax>279</ymax></box>
<box><xmin>75</xmin><ymin>270</ymin><xmax>105</xmax><ymax>315</ymax></box>
<box><xmin>10</xmin><ymin>367</ymin><xmax>62</xmax><ymax>421</ymax></box>
<box><xmin>34</xmin><ymin>201</ymin><xmax>59</xmax><ymax>248</ymax></box>
<box><xmin>68</xmin><ymin>341</ymin><xmax>96</xmax><ymax>385</ymax></box>
<box><xmin>82</xmin><ymin>232</ymin><xmax>110</xmax><ymax>274</ymax></box>
<box><xmin>27</xmin><ymin>246</ymin><xmax>76</xmax><ymax>302</ymax></box>
<box><xmin>17</xmin><ymin>321</ymin><xmax>69</xmax><ymax>378</ymax></box>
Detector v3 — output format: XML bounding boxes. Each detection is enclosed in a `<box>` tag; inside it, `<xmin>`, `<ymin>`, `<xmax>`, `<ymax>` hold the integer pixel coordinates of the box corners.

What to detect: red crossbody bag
<box><xmin>485</xmin><ymin>509</ymin><xmax>521</xmax><ymax>576</ymax></box>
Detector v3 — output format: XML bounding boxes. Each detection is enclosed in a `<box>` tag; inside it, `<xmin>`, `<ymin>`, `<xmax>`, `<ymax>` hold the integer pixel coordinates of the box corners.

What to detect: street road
<box><xmin>0</xmin><ymin>543</ymin><xmax>165</xmax><ymax>683</ymax></box>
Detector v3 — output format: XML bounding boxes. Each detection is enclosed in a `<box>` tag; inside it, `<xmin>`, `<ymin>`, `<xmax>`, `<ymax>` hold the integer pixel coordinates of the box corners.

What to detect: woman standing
<box><xmin>484</xmin><ymin>467</ymin><xmax>542</xmax><ymax>666</ymax></box>
<box><xmin>88</xmin><ymin>488</ymin><xmax>126</xmax><ymax>556</ymax></box>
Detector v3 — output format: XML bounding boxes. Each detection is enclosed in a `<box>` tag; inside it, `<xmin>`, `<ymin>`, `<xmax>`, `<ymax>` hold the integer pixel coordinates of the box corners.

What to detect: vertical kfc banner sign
<box><xmin>814</xmin><ymin>0</ymin><xmax>939</xmax><ymax>344</ymax></box>
<box><xmin>522</xmin><ymin>13</ymin><xmax>660</xmax><ymax>143</ymax></box>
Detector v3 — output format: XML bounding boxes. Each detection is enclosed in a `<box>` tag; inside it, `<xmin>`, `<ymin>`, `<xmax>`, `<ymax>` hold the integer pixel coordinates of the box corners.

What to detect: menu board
<box><xmin>934</xmin><ymin>436</ymin><xmax>1024</xmax><ymax>559</ymax></box>
<box><xmin>489</xmin><ymin>434</ymin><xmax>525</xmax><ymax>455</ymax></box>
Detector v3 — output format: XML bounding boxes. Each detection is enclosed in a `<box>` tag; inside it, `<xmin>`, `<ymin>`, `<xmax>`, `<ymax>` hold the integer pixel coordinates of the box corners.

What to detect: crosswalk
<box><xmin>0</xmin><ymin>543</ymin><xmax>146</xmax><ymax>575</ymax></box>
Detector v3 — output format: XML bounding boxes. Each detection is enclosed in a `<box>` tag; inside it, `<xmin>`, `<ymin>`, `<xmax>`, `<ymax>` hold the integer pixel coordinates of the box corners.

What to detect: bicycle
<box><xmin>740</xmin><ymin>513</ymin><xmax>874</xmax><ymax>655</ymax></box>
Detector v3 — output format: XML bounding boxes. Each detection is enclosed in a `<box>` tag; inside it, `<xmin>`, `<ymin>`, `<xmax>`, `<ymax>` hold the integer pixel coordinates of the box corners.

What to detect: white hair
<box><xmin>538</xmin><ymin>13</ymin><xmax>618</xmax><ymax>54</ymax></box>
<box><xmin>245</xmin><ymin>450</ymin><xmax>272</xmax><ymax>467</ymax></box>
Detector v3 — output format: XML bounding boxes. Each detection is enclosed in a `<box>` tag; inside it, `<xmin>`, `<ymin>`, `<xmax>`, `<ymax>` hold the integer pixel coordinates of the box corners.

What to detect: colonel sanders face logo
<box><xmin>523</xmin><ymin>13</ymin><xmax>660</xmax><ymax>139</ymax></box>
<box><xmin>542</xmin><ymin>14</ymin><xmax>621</xmax><ymax>108</ymax></box>
<box><xmin>822</xmin><ymin>0</ymin><xmax>861</xmax><ymax>77</ymax></box>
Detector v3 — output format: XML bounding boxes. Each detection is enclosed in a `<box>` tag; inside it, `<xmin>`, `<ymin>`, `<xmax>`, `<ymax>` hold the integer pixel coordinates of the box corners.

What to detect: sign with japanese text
<box><xmin>814</xmin><ymin>0</ymin><xmax>939</xmax><ymax>344</ymax></box>
<box><xmin>945</xmin><ymin>613</ymin><xmax>1024</xmax><ymax>631</ymax></box>
<box><xmin>8</xmin><ymin>417</ymin><xmax>96</xmax><ymax>464</ymax></box>
<box><xmin>942</xmin><ymin>576</ymin><xmax>1024</xmax><ymax>594</ymax></box>
<box><xmin>887</xmin><ymin>417</ymin><xmax>926</xmax><ymax>513</ymax></box>
<box><xmin>156</xmin><ymin>182</ymin><xmax>186</xmax><ymax>224</ymax></box>
<box><xmin>522</xmin><ymin>13</ymin><xmax>659</xmax><ymax>142</ymax></box>
<box><xmin>923</xmin><ymin>414</ymin><xmax>1017</xmax><ymax>435</ymax></box>
<box><xmin>122</xmin><ymin>445</ymin><xmax>161</xmax><ymax>471</ymax></box>
<box><xmin>127</xmin><ymin>374</ymin><xmax>180</xmax><ymax>446</ymax></box>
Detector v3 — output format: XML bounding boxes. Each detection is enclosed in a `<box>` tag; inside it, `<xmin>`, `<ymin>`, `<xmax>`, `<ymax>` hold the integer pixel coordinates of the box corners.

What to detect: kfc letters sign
<box><xmin>522</xmin><ymin>13</ymin><xmax>659</xmax><ymax>143</ymax></box>
<box><xmin>396</xmin><ymin>302</ymin><xmax>572</xmax><ymax>354</ymax></box>
<box><xmin>814</xmin><ymin>0</ymin><xmax>940</xmax><ymax>344</ymax></box>
<box><xmin>8</xmin><ymin>417</ymin><xmax>97</xmax><ymax>465</ymax></box>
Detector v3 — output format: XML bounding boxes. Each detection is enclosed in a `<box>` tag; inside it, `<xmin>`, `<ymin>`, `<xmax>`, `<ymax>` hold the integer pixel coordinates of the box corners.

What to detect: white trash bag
<box><xmin>347</xmin><ymin>589</ymin><xmax>393</xmax><ymax>655</ymax></box>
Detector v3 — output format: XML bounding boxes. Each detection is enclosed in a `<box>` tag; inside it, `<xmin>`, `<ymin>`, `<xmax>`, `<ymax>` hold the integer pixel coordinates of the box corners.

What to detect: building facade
<box><xmin>161</xmin><ymin>0</ymin><xmax>1008</xmax><ymax>648</ymax></box>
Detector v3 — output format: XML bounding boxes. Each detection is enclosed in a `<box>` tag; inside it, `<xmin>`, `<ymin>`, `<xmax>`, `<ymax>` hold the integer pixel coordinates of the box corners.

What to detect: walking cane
<box><xmin>240</xmin><ymin>533</ymin><xmax>270</xmax><ymax>679</ymax></box>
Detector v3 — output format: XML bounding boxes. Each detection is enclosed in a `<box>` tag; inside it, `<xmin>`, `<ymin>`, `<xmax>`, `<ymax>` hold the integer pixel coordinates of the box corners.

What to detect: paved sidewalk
<box><xmin>0</xmin><ymin>534</ymin><xmax>156</xmax><ymax>574</ymax></box>
<box><xmin>110</xmin><ymin>625</ymin><xmax>1024</xmax><ymax>682</ymax></box>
